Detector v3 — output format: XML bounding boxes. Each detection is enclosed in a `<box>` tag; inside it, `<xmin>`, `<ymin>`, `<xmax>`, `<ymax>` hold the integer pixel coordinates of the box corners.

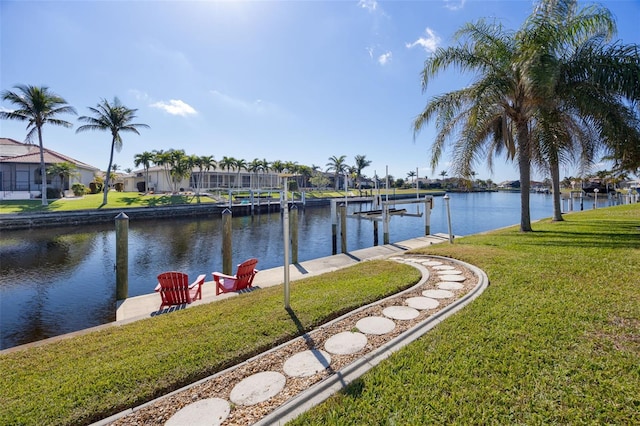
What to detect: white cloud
<box><xmin>366</xmin><ymin>46</ymin><xmax>374</xmax><ymax>58</ymax></box>
<box><xmin>378</xmin><ymin>51</ymin><xmax>392</xmax><ymax>65</ymax></box>
<box><xmin>444</xmin><ymin>0</ymin><xmax>466</xmax><ymax>11</ymax></box>
<box><xmin>406</xmin><ymin>28</ymin><xmax>442</xmax><ymax>53</ymax></box>
<box><xmin>150</xmin><ymin>99</ymin><xmax>197</xmax><ymax>116</ymax></box>
<box><xmin>210</xmin><ymin>90</ymin><xmax>283</xmax><ymax>116</ymax></box>
<box><xmin>358</xmin><ymin>0</ymin><xmax>378</xmax><ymax>13</ymax></box>
<box><xmin>129</xmin><ymin>89</ymin><xmax>150</xmax><ymax>102</ymax></box>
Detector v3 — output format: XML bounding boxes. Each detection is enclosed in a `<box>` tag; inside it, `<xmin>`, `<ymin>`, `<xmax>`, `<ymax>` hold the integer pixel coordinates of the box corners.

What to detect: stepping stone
<box><xmin>438</xmin><ymin>281</ymin><xmax>464</xmax><ymax>290</ymax></box>
<box><xmin>421</xmin><ymin>260</ymin><xmax>443</xmax><ymax>266</ymax></box>
<box><xmin>165</xmin><ymin>398</ymin><xmax>230</xmax><ymax>426</ymax></box>
<box><xmin>437</xmin><ymin>269</ymin><xmax>463</xmax><ymax>275</ymax></box>
<box><xmin>324</xmin><ymin>331</ymin><xmax>368</xmax><ymax>355</ymax></box>
<box><xmin>432</xmin><ymin>265</ymin><xmax>456</xmax><ymax>270</ymax></box>
<box><xmin>439</xmin><ymin>274</ymin><xmax>465</xmax><ymax>282</ymax></box>
<box><xmin>356</xmin><ymin>316</ymin><xmax>396</xmax><ymax>335</ymax></box>
<box><xmin>422</xmin><ymin>289</ymin><xmax>455</xmax><ymax>299</ymax></box>
<box><xmin>383</xmin><ymin>305</ymin><xmax>420</xmax><ymax>320</ymax></box>
<box><xmin>283</xmin><ymin>350</ymin><xmax>332</xmax><ymax>377</ymax></box>
<box><xmin>406</xmin><ymin>297</ymin><xmax>440</xmax><ymax>310</ymax></box>
<box><xmin>229</xmin><ymin>371</ymin><xmax>286</xmax><ymax>406</ymax></box>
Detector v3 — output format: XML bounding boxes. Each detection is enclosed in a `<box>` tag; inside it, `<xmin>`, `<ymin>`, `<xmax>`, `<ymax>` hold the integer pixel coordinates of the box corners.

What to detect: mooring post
<box><xmin>373</xmin><ymin>220</ymin><xmax>379</xmax><ymax>246</ymax></box>
<box><xmin>425</xmin><ymin>195</ymin><xmax>432</xmax><ymax>236</ymax></box>
<box><xmin>331</xmin><ymin>199</ymin><xmax>337</xmax><ymax>255</ymax></box>
<box><xmin>250</xmin><ymin>189</ymin><xmax>255</xmax><ymax>215</ymax></box>
<box><xmin>290</xmin><ymin>204</ymin><xmax>298</xmax><ymax>264</ymax></box>
<box><xmin>339</xmin><ymin>203</ymin><xmax>347</xmax><ymax>253</ymax></box>
<box><xmin>383</xmin><ymin>203</ymin><xmax>390</xmax><ymax>245</ymax></box>
<box><xmin>222</xmin><ymin>208</ymin><xmax>232</xmax><ymax>275</ymax></box>
<box><xmin>444</xmin><ymin>194</ymin><xmax>453</xmax><ymax>244</ymax></box>
<box><xmin>115</xmin><ymin>212</ymin><xmax>129</xmax><ymax>301</ymax></box>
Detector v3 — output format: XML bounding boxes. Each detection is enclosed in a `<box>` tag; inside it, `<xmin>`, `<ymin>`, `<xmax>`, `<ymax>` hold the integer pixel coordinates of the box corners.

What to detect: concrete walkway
<box><xmin>116</xmin><ymin>234</ymin><xmax>452</xmax><ymax>322</ymax></box>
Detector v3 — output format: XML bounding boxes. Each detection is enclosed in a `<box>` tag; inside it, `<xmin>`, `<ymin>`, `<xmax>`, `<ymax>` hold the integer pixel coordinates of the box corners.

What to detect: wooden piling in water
<box><xmin>115</xmin><ymin>212</ymin><xmax>129</xmax><ymax>301</ymax></box>
<box><xmin>222</xmin><ymin>208</ymin><xmax>232</xmax><ymax>275</ymax></box>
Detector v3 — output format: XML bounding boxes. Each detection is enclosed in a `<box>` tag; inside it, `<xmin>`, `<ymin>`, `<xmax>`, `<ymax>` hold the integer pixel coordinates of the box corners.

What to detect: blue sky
<box><xmin>1</xmin><ymin>0</ymin><xmax>639</xmax><ymax>183</ymax></box>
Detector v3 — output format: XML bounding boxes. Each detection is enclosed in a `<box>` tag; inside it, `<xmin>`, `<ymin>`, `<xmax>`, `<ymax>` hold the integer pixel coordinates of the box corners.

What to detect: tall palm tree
<box><xmin>524</xmin><ymin>0</ymin><xmax>640</xmax><ymax>221</ymax></box>
<box><xmin>134</xmin><ymin>151</ymin><xmax>155</xmax><ymax>194</ymax></box>
<box><xmin>414</xmin><ymin>17</ymin><xmax>540</xmax><ymax>231</ymax></box>
<box><xmin>198</xmin><ymin>155</ymin><xmax>216</xmax><ymax>192</ymax></box>
<box><xmin>218</xmin><ymin>156</ymin><xmax>236</xmax><ymax>189</ymax></box>
<box><xmin>248</xmin><ymin>158</ymin><xmax>263</xmax><ymax>189</ymax></box>
<box><xmin>326</xmin><ymin>155</ymin><xmax>347</xmax><ymax>190</ymax></box>
<box><xmin>0</xmin><ymin>85</ymin><xmax>76</xmax><ymax>206</ymax></box>
<box><xmin>76</xmin><ymin>98</ymin><xmax>148</xmax><ymax>205</ymax></box>
<box><xmin>233</xmin><ymin>158</ymin><xmax>247</xmax><ymax>189</ymax></box>
<box><xmin>354</xmin><ymin>154</ymin><xmax>371</xmax><ymax>193</ymax></box>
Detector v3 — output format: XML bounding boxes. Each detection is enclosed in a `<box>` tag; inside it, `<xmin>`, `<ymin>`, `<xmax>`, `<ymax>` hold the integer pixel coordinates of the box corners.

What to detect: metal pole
<box><xmin>115</xmin><ymin>212</ymin><xmax>129</xmax><ymax>301</ymax></box>
<box><xmin>283</xmin><ymin>178</ymin><xmax>290</xmax><ymax>309</ymax></box>
<box><xmin>444</xmin><ymin>194</ymin><xmax>453</xmax><ymax>244</ymax></box>
<box><xmin>416</xmin><ymin>167</ymin><xmax>419</xmax><ymax>199</ymax></box>
<box><xmin>290</xmin><ymin>204</ymin><xmax>298</xmax><ymax>264</ymax></box>
<box><xmin>222</xmin><ymin>208</ymin><xmax>233</xmax><ymax>275</ymax></box>
<box><xmin>425</xmin><ymin>196</ymin><xmax>431</xmax><ymax>235</ymax></box>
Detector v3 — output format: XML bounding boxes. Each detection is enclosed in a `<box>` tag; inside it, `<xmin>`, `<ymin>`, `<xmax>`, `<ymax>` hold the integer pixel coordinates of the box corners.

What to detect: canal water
<box><xmin>0</xmin><ymin>192</ymin><xmax>604</xmax><ymax>350</ymax></box>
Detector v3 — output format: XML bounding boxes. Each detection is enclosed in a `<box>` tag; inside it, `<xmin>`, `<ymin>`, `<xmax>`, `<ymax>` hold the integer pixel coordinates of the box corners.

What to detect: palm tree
<box><xmin>76</xmin><ymin>98</ymin><xmax>148</xmax><ymax>205</ymax></box>
<box><xmin>0</xmin><ymin>85</ymin><xmax>76</xmax><ymax>206</ymax></box>
<box><xmin>218</xmin><ymin>156</ymin><xmax>236</xmax><ymax>189</ymax></box>
<box><xmin>198</xmin><ymin>155</ymin><xmax>216</xmax><ymax>192</ymax></box>
<box><xmin>406</xmin><ymin>170</ymin><xmax>417</xmax><ymax>183</ymax></box>
<box><xmin>46</xmin><ymin>162</ymin><xmax>78</xmax><ymax>198</ymax></box>
<box><xmin>134</xmin><ymin>151</ymin><xmax>155</xmax><ymax>194</ymax></box>
<box><xmin>354</xmin><ymin>154</ymin><xmax>371</xmax><ymax>193</ymax></box>
<box><xmin>248</xmin><ymin>158</ymin><xmax>263</xmax><ymax>189</ymax></box>
<box><xmin>326</xmin><ymin>155</ymin><xmax>347</xmax><ymax>190</ymax></box>
<box><xmin>524</xmin><ymin>0</ymin><xmax>640</xmax><ymax>221</ymax></box>
<box><xmin>233</xmin><ymin>158</ymin><xmax>248</xmax><ymax>189</ymax></box>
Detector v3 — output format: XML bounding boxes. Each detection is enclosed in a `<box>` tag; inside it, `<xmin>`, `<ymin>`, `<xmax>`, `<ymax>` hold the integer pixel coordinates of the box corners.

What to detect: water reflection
<box><xmin>1</xmin><ymin>192</ymin><xmax>610</xmax><ymax>349</ymax></box>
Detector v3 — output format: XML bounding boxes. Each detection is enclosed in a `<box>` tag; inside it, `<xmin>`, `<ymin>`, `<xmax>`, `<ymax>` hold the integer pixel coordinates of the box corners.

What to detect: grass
<box><xmin>290</xmin><ymin>203</ymin><xmax>640</xmax><ymax>425</ymax></box>
<box><xmin>0</xmin><ymin>192</ymin><xmax>216</xmax><ymax>213</ymax></box>
<box><xmin>0</xmin><ymin>260</ymin><xmax>420</xmax><ymax>426</ymax></box>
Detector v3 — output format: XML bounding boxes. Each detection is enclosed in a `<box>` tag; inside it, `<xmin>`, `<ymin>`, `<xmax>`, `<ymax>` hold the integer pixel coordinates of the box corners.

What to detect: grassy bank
<box><xmin>0</xmin><ymin>189</ymin><xmax>441</xmax><ymax>214</ymax></box>
<box><xmin>0</xmin><ymin>261</ymin><xmax>420</xmax><ymax>425</ymax></box>
<box><xmin>291</xmin><ymin>203</ymin><xmax>640</xmax><ymax>424</ymax></box>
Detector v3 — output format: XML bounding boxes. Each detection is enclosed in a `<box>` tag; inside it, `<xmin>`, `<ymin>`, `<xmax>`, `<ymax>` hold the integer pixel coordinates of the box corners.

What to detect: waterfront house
<box><xmin>0</xmin><ymin>137</ymin><xmax>100</xmax><ymax>200</ymax></box>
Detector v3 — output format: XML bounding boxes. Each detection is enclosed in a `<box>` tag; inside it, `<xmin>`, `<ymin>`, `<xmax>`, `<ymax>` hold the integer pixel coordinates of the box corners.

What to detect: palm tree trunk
<box><xmin>103</xmin><ymin>137</ymin><xmax>116</xmax><ymax>205</ymax></box>
<box><xmin>517</xmin><ymin>123</ymin><xmax>532</xmax><ymax>232</ymax></box>
<box><xmin>37</xmin><ymin>127</ymin><xmax>48</xmax><ymax>206</ymax></box>
<box><xmin>550</xmin><ymin>157</ymin><xmax>564</xmax><ymax>221</ymax></box>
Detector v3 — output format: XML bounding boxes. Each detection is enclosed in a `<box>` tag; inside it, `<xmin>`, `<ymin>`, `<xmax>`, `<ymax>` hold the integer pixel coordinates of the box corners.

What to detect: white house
<box><xmin>0</xmin><ymin>137</ymin><xmax>100</xmax><ymax>200</ymax></box>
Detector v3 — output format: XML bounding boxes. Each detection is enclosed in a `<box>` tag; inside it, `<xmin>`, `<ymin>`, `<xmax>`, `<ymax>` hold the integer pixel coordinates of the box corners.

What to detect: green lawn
<box><xmin>0</xmin><ymin>261</ymin><xmax>420</xmax><ymax>426</ymax></box>
<box><xmin>2</xmin><ymin>203</ymin><xmax>637</xmax><ymax>425</ymax></box>
<box><xmin>291</xmin><ymin>203</ymin><xmax>640</xmax><ymax>425</ymax></box>
<box><xmin>0</xmin><ymin>192</ymin><xmax>217</xmax><ymax>213</ymax></box>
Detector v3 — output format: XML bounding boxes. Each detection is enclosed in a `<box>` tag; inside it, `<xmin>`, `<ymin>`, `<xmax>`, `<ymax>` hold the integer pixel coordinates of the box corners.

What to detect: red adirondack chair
<box><xmin>212</xmin><ymin>258</ymin><xmax>259</xmax><ymax>295</ymax></box>
<box><xmin>155</xmin><ymin>272</ymin><xmax>206</xmax><ymax>309</ymax></box>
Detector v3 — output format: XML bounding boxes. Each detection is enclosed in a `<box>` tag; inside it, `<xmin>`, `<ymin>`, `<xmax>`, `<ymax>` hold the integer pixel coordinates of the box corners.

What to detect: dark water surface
<box><xmin>0</xmin><ymin>192</ymin><xmax>603</xmax><ymax>349</ymax></box>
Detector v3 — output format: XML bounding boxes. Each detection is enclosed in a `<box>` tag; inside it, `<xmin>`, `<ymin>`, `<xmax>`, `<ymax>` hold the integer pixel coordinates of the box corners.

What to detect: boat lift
<box><xmin>331</xmin><ymin>195</ymin><xmax>434</xmax><ymax>254</ymax></box>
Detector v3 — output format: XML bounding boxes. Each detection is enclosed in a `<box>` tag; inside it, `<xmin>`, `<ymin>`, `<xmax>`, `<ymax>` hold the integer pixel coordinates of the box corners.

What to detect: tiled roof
<box><xmin>0</xmin><ymin>137</ymin><xmax>100</xmax><ymax>170</ymax></box>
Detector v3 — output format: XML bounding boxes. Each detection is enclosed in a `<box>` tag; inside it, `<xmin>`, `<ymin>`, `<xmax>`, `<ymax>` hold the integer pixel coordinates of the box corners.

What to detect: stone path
<box><xmin>101</xmin><ymin>255</ymin><xmax>488</xmax><ymax>426</ymax></box>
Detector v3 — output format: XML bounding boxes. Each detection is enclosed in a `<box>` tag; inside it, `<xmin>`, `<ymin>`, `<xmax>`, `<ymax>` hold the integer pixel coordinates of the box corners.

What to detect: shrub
<box><xmin>46</xmin><ymin>187</ymin><xmax>61</xmax><ymax>199</ymax></box>
<box><xmin>71</xmin><ymin>183</ymin><xmax>87</xmax><ymax>196</ymax></box>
